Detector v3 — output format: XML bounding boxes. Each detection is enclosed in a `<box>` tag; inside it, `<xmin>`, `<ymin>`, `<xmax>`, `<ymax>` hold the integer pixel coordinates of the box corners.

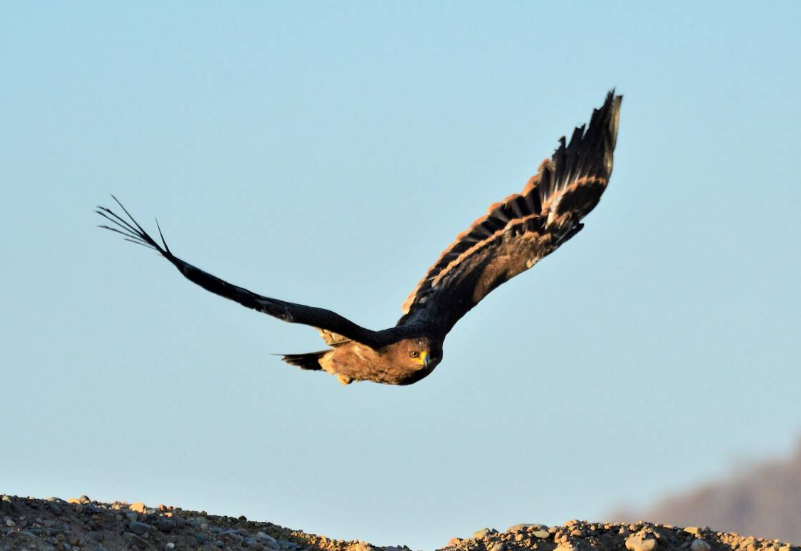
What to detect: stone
<box><xmin>626</xmin><ymin>535</ymin><xmax>658</xmax><ymax>551</ymax></box>
<box><xmin>490</xmin><ymin>543</ymin><xmax>507</xmax><ymax>551</ymax></box>
<box><xmin>156</xmin><ymin>518</ymin><xmax>176</xmax><ymax>532</ymax></box>
<box><xmin>130</xmin><ymin>502</ymin><xmax>147</xmax><ymax>514</ymax></box>
<box><xmin>533</xmin><ymin>530</ymin><xmax>551</xmax><ymax>539</ymax></box>
<box><xmin>128</xmin><ymin>521</ymin><xmax>150</xmax><ymax>535</ymax></box>
<box><xmin>167</xmin><ymin>544</ymin><xmax>175</xmax><ymax>550</ymax></box>
<box><xmin>691</xmin><ymin>540</ymin><xmax>712</xmax><ymax>551</ymax></box>
<box><xmin>507</xmin><ymin>524</ymin><xmax>537</xmax><ymax>533</ymax></box>
<box><xmin>474</xmin><ymin>528</ymin><xmax>493</xmax><ymax>539</ymax></box>
<box><xmin>124</xmin><ymin>532</ymin><xmax>149</xmax><ymax>549</ymax></box>
<box><xmin>221</xmin><ymin>529</ymin><xmax>245</xmax><ymax>542</ymax></box>
<box><xmin>446</xmin><ymin>537</ymin><xmax>463</xmax><ymax>547</ymax></box>
<box><xmin>571</xmin><ymin>530</ymin><xmax>586</xmax><ymax>538</ymax></box>
<box><xmin>256</xmin><ymin>531</ymin><xmax>277</xmax><ymax>543</ymax></box>
<box><xmin>685</xmin><ymin>528</ymin><xmax>702</xmax><ymax>535</ymax></box>
<box><xmin>1</xmin><ymin>496</ymin><xmax>17</xmax><ymax>515</ymax></box>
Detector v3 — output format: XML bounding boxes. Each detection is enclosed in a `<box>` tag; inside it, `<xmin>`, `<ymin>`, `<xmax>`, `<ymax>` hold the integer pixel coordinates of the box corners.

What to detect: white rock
<box><xmin>691</xmin><ymin>540</ymin><xmax>711</xmax><ymax>551</ymax></box>
<box><xmin>256</xmin><ymin>532</ymin><xmax>280</xmax><ymax>550</ymax></box>
<box><xmin>626</xmin><ymin>535</ymin><xmax>658</xmax><ymax>551</ymax></box>
<box><xmin>256</xmin><ymin>532</ymin><xmax>278</xmax><ymax>543</ymax></box>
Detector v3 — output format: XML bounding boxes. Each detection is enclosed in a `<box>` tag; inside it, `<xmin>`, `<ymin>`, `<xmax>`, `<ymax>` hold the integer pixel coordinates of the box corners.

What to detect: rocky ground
<box><xmin>1</xmin><ymin>494</ymin><xmax>797</xmax><ymax>551</ymax></box>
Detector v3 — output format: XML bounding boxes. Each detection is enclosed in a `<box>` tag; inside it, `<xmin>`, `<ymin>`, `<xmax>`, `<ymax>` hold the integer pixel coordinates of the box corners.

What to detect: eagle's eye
<box><xmin>409</xmin><ymin>351</ymin><xmax>420</xmax><ymax>358</ymax></box>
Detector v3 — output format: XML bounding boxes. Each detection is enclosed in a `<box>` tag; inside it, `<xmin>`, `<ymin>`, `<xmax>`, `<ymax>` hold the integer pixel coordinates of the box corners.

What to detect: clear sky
<box><xmin>2</xmin><ymin>2</ymin><xmax>800</xmax><ymax>549</ymax></box>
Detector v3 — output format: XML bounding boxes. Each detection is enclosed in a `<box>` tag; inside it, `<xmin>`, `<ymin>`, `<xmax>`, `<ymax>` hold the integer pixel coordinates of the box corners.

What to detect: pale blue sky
<box><xmin>2</xmin><ymin>2</ymin><xmax>800</xmax><ymax>549</ymax></box>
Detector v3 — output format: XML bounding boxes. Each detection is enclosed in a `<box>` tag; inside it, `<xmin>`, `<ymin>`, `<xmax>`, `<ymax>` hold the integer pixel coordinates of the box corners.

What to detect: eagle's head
<box><xmin>388</xmin><ymin>336</ymin><xmax>443</xmax><ymax>384</ymax></box>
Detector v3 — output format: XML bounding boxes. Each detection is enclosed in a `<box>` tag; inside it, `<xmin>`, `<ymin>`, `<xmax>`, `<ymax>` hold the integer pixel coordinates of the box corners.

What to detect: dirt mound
<box><xmin>1</xmin><ymin>494</ymin><xmax>798</xmax><ymax>551</ymax></box>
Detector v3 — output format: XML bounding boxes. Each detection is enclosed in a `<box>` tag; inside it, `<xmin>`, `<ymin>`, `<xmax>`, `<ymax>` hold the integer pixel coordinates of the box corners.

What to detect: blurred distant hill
<box><xmin>613</xmin><ymin>439</ymin><xmax>801</xmax><ymax>544</ymax></box>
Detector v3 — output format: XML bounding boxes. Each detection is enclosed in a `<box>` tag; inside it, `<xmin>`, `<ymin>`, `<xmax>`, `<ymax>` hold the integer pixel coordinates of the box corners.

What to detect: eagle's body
<box><xmin>317</xmin><ymin>336</ymin><xmax>441</xmax><ymax>386</ymax></box>
<box><xmin>98</xmin><ymin>91</ymin><xmax>622</xmax><ymax>386</ymax></box>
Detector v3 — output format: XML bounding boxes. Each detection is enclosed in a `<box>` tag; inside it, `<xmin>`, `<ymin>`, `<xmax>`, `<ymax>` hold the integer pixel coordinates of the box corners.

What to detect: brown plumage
<box><xmin>97</xmin><ymin>91</ymin><xmax>622</xmax><ymax>386</ymax></box>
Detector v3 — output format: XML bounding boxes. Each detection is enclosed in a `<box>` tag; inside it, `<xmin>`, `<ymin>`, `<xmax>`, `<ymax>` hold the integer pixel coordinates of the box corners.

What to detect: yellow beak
<box><xmin>418</xmin><ymin>351</ymin><xmax>430</xmax><ymax>368</ymax></box>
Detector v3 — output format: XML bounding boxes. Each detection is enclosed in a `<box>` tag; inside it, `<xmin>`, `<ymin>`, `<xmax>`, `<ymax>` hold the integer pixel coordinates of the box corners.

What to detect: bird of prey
<box><xmin>98</xmin><ymin>91</ymin><xmax>622</xmax><ymax>386</ymax></box>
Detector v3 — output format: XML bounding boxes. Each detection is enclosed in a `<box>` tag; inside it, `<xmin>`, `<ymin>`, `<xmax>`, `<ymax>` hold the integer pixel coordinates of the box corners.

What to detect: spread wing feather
<box><xmin>97</xmin><ymin>197</ymin><xmax>383</xmax><ymax>348</ymax></box>
<box><xmin>398</xmin><ymin>91</ymin><xmax>622</xmax><ymax>337</ymax></box>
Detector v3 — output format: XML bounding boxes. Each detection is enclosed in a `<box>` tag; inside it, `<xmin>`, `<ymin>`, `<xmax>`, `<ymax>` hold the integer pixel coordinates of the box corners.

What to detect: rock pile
<box><xmin>1</xmin><ymin>495</ymin><xmax>798</xmax><ymax>551</ymax></box>
<box><xmin>445</xmin><ymin>521</ymin><xmax>797</xmax><ymax>551</ymax></box>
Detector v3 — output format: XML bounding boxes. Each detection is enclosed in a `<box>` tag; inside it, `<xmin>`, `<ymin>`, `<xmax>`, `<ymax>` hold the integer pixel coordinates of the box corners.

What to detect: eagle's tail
<box><xmin>280</xmin><ymin>350</ymin><xmax>328</xmax><ymax>371</ymax></box>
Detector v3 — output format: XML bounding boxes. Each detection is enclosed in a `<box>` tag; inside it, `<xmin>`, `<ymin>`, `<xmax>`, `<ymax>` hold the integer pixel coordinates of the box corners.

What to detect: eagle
<box><xmin>98</xmin><ymin>91</ymin><xmax>622</xmax><ymax>386</ymax></box>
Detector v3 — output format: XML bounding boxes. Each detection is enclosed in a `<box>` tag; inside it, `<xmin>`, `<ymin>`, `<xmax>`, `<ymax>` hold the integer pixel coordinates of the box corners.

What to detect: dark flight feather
<box><xmin>398</xmin><ymin>91</ymin><xmax>622</xmax><ymax>338</ymax></box>
<box><xmin>97</xmin><ymin>196</ymin><xmax>384</xmax><ymax>348</ymax></box>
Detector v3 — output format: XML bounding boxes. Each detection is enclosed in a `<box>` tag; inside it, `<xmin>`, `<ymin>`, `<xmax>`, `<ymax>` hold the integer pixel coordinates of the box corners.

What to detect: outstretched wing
<box><xmin>97</xmin><ymin>197</ymin><xmax>383</xmax><ymax>348</ymax></box>
<box><xmin>398</xmin><ymin>91</ymin><xmax>622</xmax><ymax>337</ymax></box>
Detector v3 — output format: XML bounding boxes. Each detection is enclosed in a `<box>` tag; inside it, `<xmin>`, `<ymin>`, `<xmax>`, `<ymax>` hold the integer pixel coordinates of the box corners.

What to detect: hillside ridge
<box><xmin>1</xmin><ymin>494</ymin><xmax>797</xmax><ymax>551</ymax></box>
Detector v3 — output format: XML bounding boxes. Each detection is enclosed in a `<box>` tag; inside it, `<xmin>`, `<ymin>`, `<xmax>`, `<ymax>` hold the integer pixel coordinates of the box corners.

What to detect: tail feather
<box><xmin>281</xmin><ymin>350</ymin><xmax>328</xmax><ymax>371</ymax></box>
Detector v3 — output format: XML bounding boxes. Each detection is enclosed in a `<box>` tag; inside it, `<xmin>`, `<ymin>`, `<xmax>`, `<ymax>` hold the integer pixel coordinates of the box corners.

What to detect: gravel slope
<box><xmin>1</xmin><ymin>495</ymin><xmax>798</xmax><ymax>551</ymax></box>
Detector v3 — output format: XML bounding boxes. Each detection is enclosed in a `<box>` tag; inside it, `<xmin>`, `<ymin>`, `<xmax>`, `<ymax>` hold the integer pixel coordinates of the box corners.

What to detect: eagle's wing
<box><xmin>398</xmin><ymin>91</ymin><xmax>622</xmax><ymax>338</ymax></box>
<box><xmin>97</xmin><ymin>198</ymin><xmax>383</xmax><ymax>348</ymax></box>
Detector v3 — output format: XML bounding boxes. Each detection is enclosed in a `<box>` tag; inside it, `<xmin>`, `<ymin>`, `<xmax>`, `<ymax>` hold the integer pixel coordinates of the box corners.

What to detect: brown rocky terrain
<box><xmin>1</xmin><ymin>494</ymin><xmax>798</xmax><ymax>551</ymax></box>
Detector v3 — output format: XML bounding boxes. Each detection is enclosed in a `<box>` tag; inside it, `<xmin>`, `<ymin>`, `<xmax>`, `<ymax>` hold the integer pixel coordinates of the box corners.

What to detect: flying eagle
<box><xmin>98</xmin><ymin>91</ymin><xmax>622</xmax><ymax>386</ymax></box>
